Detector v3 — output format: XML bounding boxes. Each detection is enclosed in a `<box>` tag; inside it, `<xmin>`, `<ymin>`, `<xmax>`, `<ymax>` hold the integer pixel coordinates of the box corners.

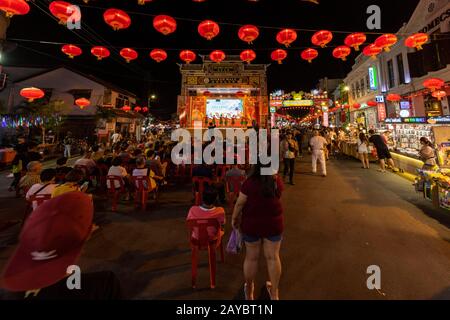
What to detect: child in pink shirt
<box><xmin>187</xmin><ymin>188</ymin><xmax>225</xmax><ymax>240</ymax></box>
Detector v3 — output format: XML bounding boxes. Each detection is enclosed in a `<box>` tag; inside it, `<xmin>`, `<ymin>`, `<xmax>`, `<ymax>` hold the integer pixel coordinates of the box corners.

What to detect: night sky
<box><xmin>5</xmin><ymin>0</ymin><xmax>420</xmax><ymax>119</ymax></box>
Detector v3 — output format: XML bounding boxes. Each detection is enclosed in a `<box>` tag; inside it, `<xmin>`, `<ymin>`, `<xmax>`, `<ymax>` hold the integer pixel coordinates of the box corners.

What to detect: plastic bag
<box><xmin>226</xmin><ymin>229</ymin><xmax>243</xmax><ymax>254</ymax></box>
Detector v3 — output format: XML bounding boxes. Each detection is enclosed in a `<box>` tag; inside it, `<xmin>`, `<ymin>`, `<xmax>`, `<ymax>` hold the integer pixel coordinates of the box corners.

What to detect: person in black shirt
<box><xmin>368</xmin><ymin>130</ymin><xmax>398</xmax><ymax>173</ymax></box>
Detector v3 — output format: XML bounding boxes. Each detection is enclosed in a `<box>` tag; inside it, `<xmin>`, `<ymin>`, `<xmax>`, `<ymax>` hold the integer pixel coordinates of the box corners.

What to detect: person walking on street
<box><xmin>280</xmin><ymin>132</ymin><xmax>298</xmax><ymax>185</ymax></box>
<box><xmin>63</xmin><ymin>132</ymin><xmax>73</xmax><ymax>159</ymax></box>
<box><xmin>358</xmin><ymin>132</ymin><xmax>370</xmax><ymax>169</ymax></box>
<box><xmin>309</xmin><ymin>130</ymin><xmax>328</xmax><ymax>177</ymax></box>
<box><xmin>368</xmin><ymin>130</ymin><xmax>398</xmax><ymax>173</ymax></box>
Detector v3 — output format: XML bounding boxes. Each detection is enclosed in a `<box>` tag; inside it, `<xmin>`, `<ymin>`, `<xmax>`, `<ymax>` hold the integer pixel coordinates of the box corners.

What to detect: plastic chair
<box><xmin>225</xmin><ymin>175</ymin><xmax>246</xmax><ymax>212</ymax></box>
<box><xmin>106</xmin><ymin>176</ymin><xmax>126</xmax><ymax>212</ymax></box>
<box><xmin>192</xmin><ymin>177</ymin><xmax>213</xmax><ymax>206</ymax></box>
<box><xmin>23</xmin><ymin>194</ymin><xmax>52</xmax><ymax>226</ymax></box>
<box><xmin>187</xmin><ymin>219</ymin><xmax>224</xmax><ymax>289</ymax></box>
<box><xmin>131</xmin><ymin>176</ymin><xmax>151</xmax><ymax>211</ymax></box>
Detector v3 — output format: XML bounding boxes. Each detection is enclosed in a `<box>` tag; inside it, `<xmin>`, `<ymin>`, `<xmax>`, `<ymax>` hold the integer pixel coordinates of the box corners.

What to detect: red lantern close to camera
<box><xmin>276</xmin><ymin>29</ymin><xmax>297</xmax><ymax>47</ymax></box>
<box><xmin>386</xmin><ymin>94</ymin><xmax>402</xmax><ymax>102</ymax></box>
<box><xmin>62</xmin><ymin>44</ymin><xmax>82</xmax><ymax>58</ymax></box>
<box><xmin>240</xmin><ymin>49</ymin><xmax>256</xmax><ymax>64</ymax></box>
<box><xmin>91</xmin><ymin>46</ymin><xmax>110</xmax><ymax>60</ymax></box>
<box><xmin>353</xmin><ymin>103</ymin><xmax>361</xmax><ymax>109</ymax></box>
<box><xmin>271</xmin><ymin>49</ymin><xmax>287</xmax><ymax>64</ymax></box>
<box><xmin>198</xmin><ymin>20</ymin><xmax>220</xmax><ymax>40</ymax></box>
<box><xmin>312</xmin><ymin>30</ymin><xmax>333</xmax><ymax>48</ymax></box>
<box><xmin>210</xmin><ymin>50</ymin><xmax>226</xmax><ymax>63</ymax></box>
<box><xmin>180</xmin><ymin>50</ymin><xmax>196</xmax><ymax>64</ymax></box>
<box><xmin>49</xmin><ymin>1</ymin><xmax>81</xmax><ymax>24</ymax></box>
<box><xmin>20</xmin><ymin>87</ymin><xmax>45</xmax><ymax>102</ymax></box>
<box><xmin>363</xmin><ymin>44</ymin><xmax>382</xmax><ymax>60</ymax></box>
<box><xmin>153</xmin><ymin>15</ymin><xmax>177</xmax><ymax>35</ymax></box>
<box><xmin>375</xmin><ymin>34</ymin><xmax>398</xmax><ymax>52</ymax></box>
<box><xmin>344</xmin><ymin>32</ymin><xmax>366</xmax><ymax>51</ymax></box>
<box><xmin>120</xmin><ymin>48</ymin><xmax>138</xmax><ymax>63</ymax></box>
<box><xmin>238</xmin><ymin>25</ymin><xmax>259</xmax><ymax>44</ymax></box>
<box><xmin>423</xmin><ymin>78</ymin><xmax>445</xmax><ymax>92</ymax></box>
<box><xmin>405</xmin><ymin>33</ymin><xmax>429</xmax><ymax>51</ymax></box>
<box><xmin>150</xmin><ymin>49</ymin><xmax>167</xmax><ymax>63</ymax></box>
<box><xmin>103</xmin><ymin>8</ymin><xmax>131</xmax><ymax>31</ymax></box>
<box><xmin>75</xmin><ymin>98</ymin><xmax>90</xmax><ymax>110</ymax></box>
<box><xmin>301</xmin><ymin>48</ymin><xmax>318</xmax><ymax>63</ymax></box>
<box><xmin>332</xmin><ymin>46</ymin><xmax>351</xmax><ymax>61</ymax></box>
<box><xmin>367</xmin><ymin>101</ymin><xmax>378</xmax><ymax>107</ymax></box>
<box><xmin>0</xmin><ymin>0</ymin><xmax>29</xmax><ymax>17</ymax></box>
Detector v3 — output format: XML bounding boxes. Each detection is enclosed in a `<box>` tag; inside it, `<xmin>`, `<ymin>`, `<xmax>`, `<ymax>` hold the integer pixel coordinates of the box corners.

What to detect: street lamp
<box><xmin>150</xmin><ymin>94</ymin><xmax>157</xmax><ymax>100</ymax></box>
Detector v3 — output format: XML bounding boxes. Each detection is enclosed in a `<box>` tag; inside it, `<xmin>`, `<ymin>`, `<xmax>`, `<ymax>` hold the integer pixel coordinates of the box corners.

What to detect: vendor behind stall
<box><xmin>419</xmin><ymin>137</ymin><xmax>437</xmax><ymax>171</ymax></box>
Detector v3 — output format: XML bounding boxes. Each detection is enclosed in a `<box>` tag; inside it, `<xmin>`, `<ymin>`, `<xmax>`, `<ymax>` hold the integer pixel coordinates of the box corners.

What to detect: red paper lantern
<box><xmin>386</xmin><ymin>94</ymin><xmax>402</xmax><ymax>102</ymax></box>
<box><xmin>238</xmin><ymin>25</ymin><xmax>259</xmax><ymax>44</ymax></box>
<box><xmin>276</xmin><ymin>29</ymin><xmax>297</xmax><ymax>47</ymax></box>
<box><xmin>301</xmin><ymin>48</ymin><xmax>318</xmax><ymax>63</ymax></box>
<box><xmin>142</xmin><ymin>107</ymin><xmax>149</xmax><ymax>113</ymax></box>
<box><xmin>49</xmin><ymin>1</ymin><xmax>81</xmax><ymax>24</ymax></box>
<box><xmin>375</xmin><ymin>34</ymin><xmax>398</xmax><ymax>52</ymax></box>
<box><xmin>120</xmin><ymin>48</ymin><xmax>138</xmax><ymax>63</ymax></box>
<box><xmin>240</xmin><ymin>49</ymin><xmax>256</xmax><ymax>64</ymax></box>
<box><xmin>75</xmin><ymin>98</ymin><xmax>90</xmax><ymax>109</ymax></box>
<box><xmin>367</xmin><ymin>101</ymin><xmax>378</xmax><ymax>107</ymax></box>
<box><xmin>0</xmin><ymin>0</ymin><xmax>29</xmax><ymax>17</ymax></box>
<box><xmin>153</xmin><ymin>15</ymin><xmax>177</xmax><ymax>35</ymax></box>
<box><xmin>103</xmin><ymin>8</ymin><xmax>131</xmax><ymax>31</ymax></box>
<box><xmin>405</xmin><ymin>33</ymin><xmax>429</xmax><ymax>51</ymax></box>
<box><xmin>432</xmin><ymin>90</ymin><xmax>447</xmax><ymax>101</ymax></box>
<box><xmin>210</xmin><ymin>50</ymin><xmax>226</xmax><ymax>63</ymax></box>
<box><xmin>134</xmin><ymin>106</ymin><xmax>142</xmax><ymax>112</ymax></box>
<box><xmin>91</xmin><ymin>46</ymin><xmax>110</xmax><ymax>60</ymax></box>
<box><xmin>353</xmin><ymin>103</ymin><xmax>361</xmax><ymax>109</ymax></box>
<box><xmin>271</xmin><ymin>49</ymin><xmax>287</xmax><ymax>64</ymax></box>
<box><xmin>180</xmin><ymin>50</ymin><xmax>196</xmax><ymax>64</ymax></box>
<box><xmin>122</xmin><ymin>105</ymin><xmax>131</xmax><ymax>112</ymax></box>
<box><xmin>150</xmin><ymin>49</ymin><xmax>168</xmax><ymax>63</ymax></box>
<box><xmin>62</xmin><ymin>44</ymin><xmax>82</xmax><ymax>58</ymax></box>
<box><xmin>423</xmin><ymin>78</ymin><xmax>445</xmax><ymax>91</ymax></box>
<box><xmin>344</xmin><ymin>32</ymin><xmax>366</xmax><ymax>51</ymax></box>
<box><xmin>332</xmin><ymin>46</ymin><xmax>351</xmax><ymax>61</ymax></box>
<box><xmin>198</xmin><ymin>20</ymin><xmax>220</xmax><ymax>40</ymax></box>
<box><xmin>20</xmin><ymin>87</ymin><xmax>45</xmax><ymax>102</ymax></box>
<box><xmin>311</xmin><ymin>30</ymin><xmax>333</xmax><ymax>48</ymax></box>
<box><xmin>363</xmin><ymin>44</ymin><xmax>382</xmax><ymax>60</ymax></box>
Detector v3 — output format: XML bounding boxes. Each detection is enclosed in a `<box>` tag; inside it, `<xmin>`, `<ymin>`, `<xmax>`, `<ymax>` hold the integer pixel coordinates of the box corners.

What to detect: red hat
<box><xmin>1</xmin><ymin>192</ymin><xmax>93</xmax><ymax>292</ymax></box>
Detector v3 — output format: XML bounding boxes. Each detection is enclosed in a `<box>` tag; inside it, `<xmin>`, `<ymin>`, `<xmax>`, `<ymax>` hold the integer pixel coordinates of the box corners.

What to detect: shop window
<box><xmin>366</xmin><ymin>75</ymin><xmax>370</xmax><ymax>93</ymax></box>
<box><xmin>103</xmin><ymin>89</ymin><xmax>112</xmax><ymax>106</ymax></box>
<box><xmin>115</xmin><ymin>94</ymin><xmax>130</xmax><ymax>108</ymax></box>
<box><xmin>387</xmin><ymin>59</ymin><xmax>395</xmax><ymax>89</ymax></box>
<box><xmin>424</xmin><ymin>93</ymin><xmax>443</xmax><ymax>117</ymax></box>
<box><xmin>396</xmin><ymin>54</ymin><xmax>406</xmax><ymax>85</ymax></box>
<box><xmin>360</xmin><ymin>78</ymin><xmax>365</xmax><ymax>97</ymax></box>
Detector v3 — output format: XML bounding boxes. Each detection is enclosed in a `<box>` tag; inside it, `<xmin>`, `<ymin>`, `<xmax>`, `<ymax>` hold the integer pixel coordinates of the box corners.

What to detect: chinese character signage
<box><xmin>369</xmin><ymin>67</ymin><xmax>378</xmax><ymax>90</ymax></box>
<box><xmin>377</xmin><ymin>103</ymin><xmax>387</xmax><ymax>122</ymax></box>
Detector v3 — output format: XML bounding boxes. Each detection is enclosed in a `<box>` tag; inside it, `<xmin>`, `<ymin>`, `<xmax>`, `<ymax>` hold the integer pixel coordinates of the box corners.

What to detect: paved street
<box><xmin>0</xmin><ymin>156</ymin><xmax>449</xmax><ymax>300</ymax></box>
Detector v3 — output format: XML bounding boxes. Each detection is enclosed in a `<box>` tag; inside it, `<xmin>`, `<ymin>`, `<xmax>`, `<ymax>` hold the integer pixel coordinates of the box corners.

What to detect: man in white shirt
<box><xmin>309</xmin><ymin>130</ymin><xmax>328</xmax><ymax>177</ymax></box>
<box><xmin>74</xmin><ymin>152</ymin><xmax>97</xmax><ymax>175</ymax></box>
<box><xmin>111</xmin><ymin>131</ymin><xmax>122</xmax><ymax>145</ymax></box>
<box><xmin>26</xmin><ymin>169</ymin><xmax>57</xmax><ymax>210</ymax></box>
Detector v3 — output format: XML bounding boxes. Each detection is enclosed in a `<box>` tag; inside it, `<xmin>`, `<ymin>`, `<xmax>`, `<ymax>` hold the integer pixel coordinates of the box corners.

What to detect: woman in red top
<box><xmin>232</xmin><ymin>163</ymin><xmax>284</xmax><ymax>300</ymax></box>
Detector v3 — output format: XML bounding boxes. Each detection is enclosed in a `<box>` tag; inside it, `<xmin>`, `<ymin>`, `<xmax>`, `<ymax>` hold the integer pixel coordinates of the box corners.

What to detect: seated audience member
<box><xmin>146</xmin><ymin>150</ymin><xmax>167</xmax><ymax>178</ymax></box>
<box><xmin>118</xmin><ymin>145</ymin><xmax>131</xmax><ymax>164</ymax></box>
<box><xmin>91</xmin><ymin>145</ymin><xmax>104</xmax><ymax>162</ymax></box>
<box><xmin>26</xmin><ymin>169</ymin><xmax>58</xmax><ymax>210</ymax></box>
<box><xmin>226</xmin><ymin>164</ymin><xmax>246</xmax><ymax>178</ymax></box>
<box><xmin>74</xmin><ymin>152</ymin><xmax>97</xmax><ymax>175</ymax></box>
<box><xmin>52</xmin><ymin>169</ymin><xmax>87</xmax><ymax>198</ymax></box>
<box><xmin>18</xmin><ymin>161</ymin><xmax>43</xmax><ymax>192</ymax></box>
<box><xmin>0</xmin><ymin>192</ymin><xmax>121</xmax><ymax>299</ymax></box>
<box><xmin>187</xmin><ymin>188</ymin><xmax>225</xmax><ymax>241</ymax></box>
<box><xmin>56</xmin><ymin>157</ymin><xmax>72</xmax><ymax>176</ymax></box>
<box><xmin>107</xmin><ymin>157</ymin><xmax>130</xmax><ymax>200</ymax></box>
<box><xmin>132</xmin><ymin>156</ymin><xmax>159</xmax><ymax>192</ymax></box>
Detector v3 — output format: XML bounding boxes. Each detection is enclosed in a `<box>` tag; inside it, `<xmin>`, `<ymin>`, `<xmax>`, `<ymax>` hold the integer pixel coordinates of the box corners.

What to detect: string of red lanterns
<box><xmin>103</xmin><ymin>8</ymin><xmax>131</xmax><ymax>31</ymax></box>
<box><xmin>271</xmin><ymin>49</ymin><xmax>287</xmax><ymax>64</ymax></box>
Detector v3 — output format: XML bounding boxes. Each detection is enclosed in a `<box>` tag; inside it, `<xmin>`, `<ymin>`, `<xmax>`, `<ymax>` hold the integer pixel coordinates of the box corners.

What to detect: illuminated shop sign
<box><xmin>384</xmin><ymin>118</ymin><xmax>402</xmax><ymax>123</ymax></box>
<box><xmin>428</xmin><ymin>116</ymin><xmax>450</xmax><ymax>124</ymax></box>
<box><xmin>270</xmin><ymin>100</ymin><xmax>283</xmax><ymax>107</ymax></box>
<box><xmin>282</xmin><ymin>100</ymin><xmax>314</xmax><ymax>107</ymax></box>
<box><xmin>369</xmin><ymin>67</ymin><xmax>378</xmax><ymax>90</ymax></box>
<box><xmin>270</xmin><ymin>107</ymin><xmax>277</xmax><ymax>113</ymax></box>
<box><xmin>400</xmin><ymin>101</ymin><xmax>411</xmax><ymax>109</ymax></box>
<box><xmin>376</xmin><ymin>95</ymin><xmax>385</xmax><ymax>103</ymax></box>
<box><xmin>384</xmin><ymin>117</ymin><xmax>427</xmax><ymax>124</ymax></box>
<box><xmin>377</xmin><ymin>103</ymin><xmax>386</xmax><ymax>122</ymax></box>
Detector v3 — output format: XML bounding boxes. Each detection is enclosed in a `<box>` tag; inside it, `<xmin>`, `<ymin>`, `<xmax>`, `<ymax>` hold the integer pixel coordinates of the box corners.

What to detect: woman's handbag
<box><xmin>226</xmin><ymin>229</ymin><xmax>243</xmax><ymax>254</ymax></box>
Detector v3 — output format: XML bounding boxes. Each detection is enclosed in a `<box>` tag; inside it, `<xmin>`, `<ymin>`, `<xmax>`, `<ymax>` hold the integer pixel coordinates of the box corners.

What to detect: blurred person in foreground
<box><xmin>0</xmin><ymin>192</ymin><xmax>121</xmax><ymax>299</ymax></box>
